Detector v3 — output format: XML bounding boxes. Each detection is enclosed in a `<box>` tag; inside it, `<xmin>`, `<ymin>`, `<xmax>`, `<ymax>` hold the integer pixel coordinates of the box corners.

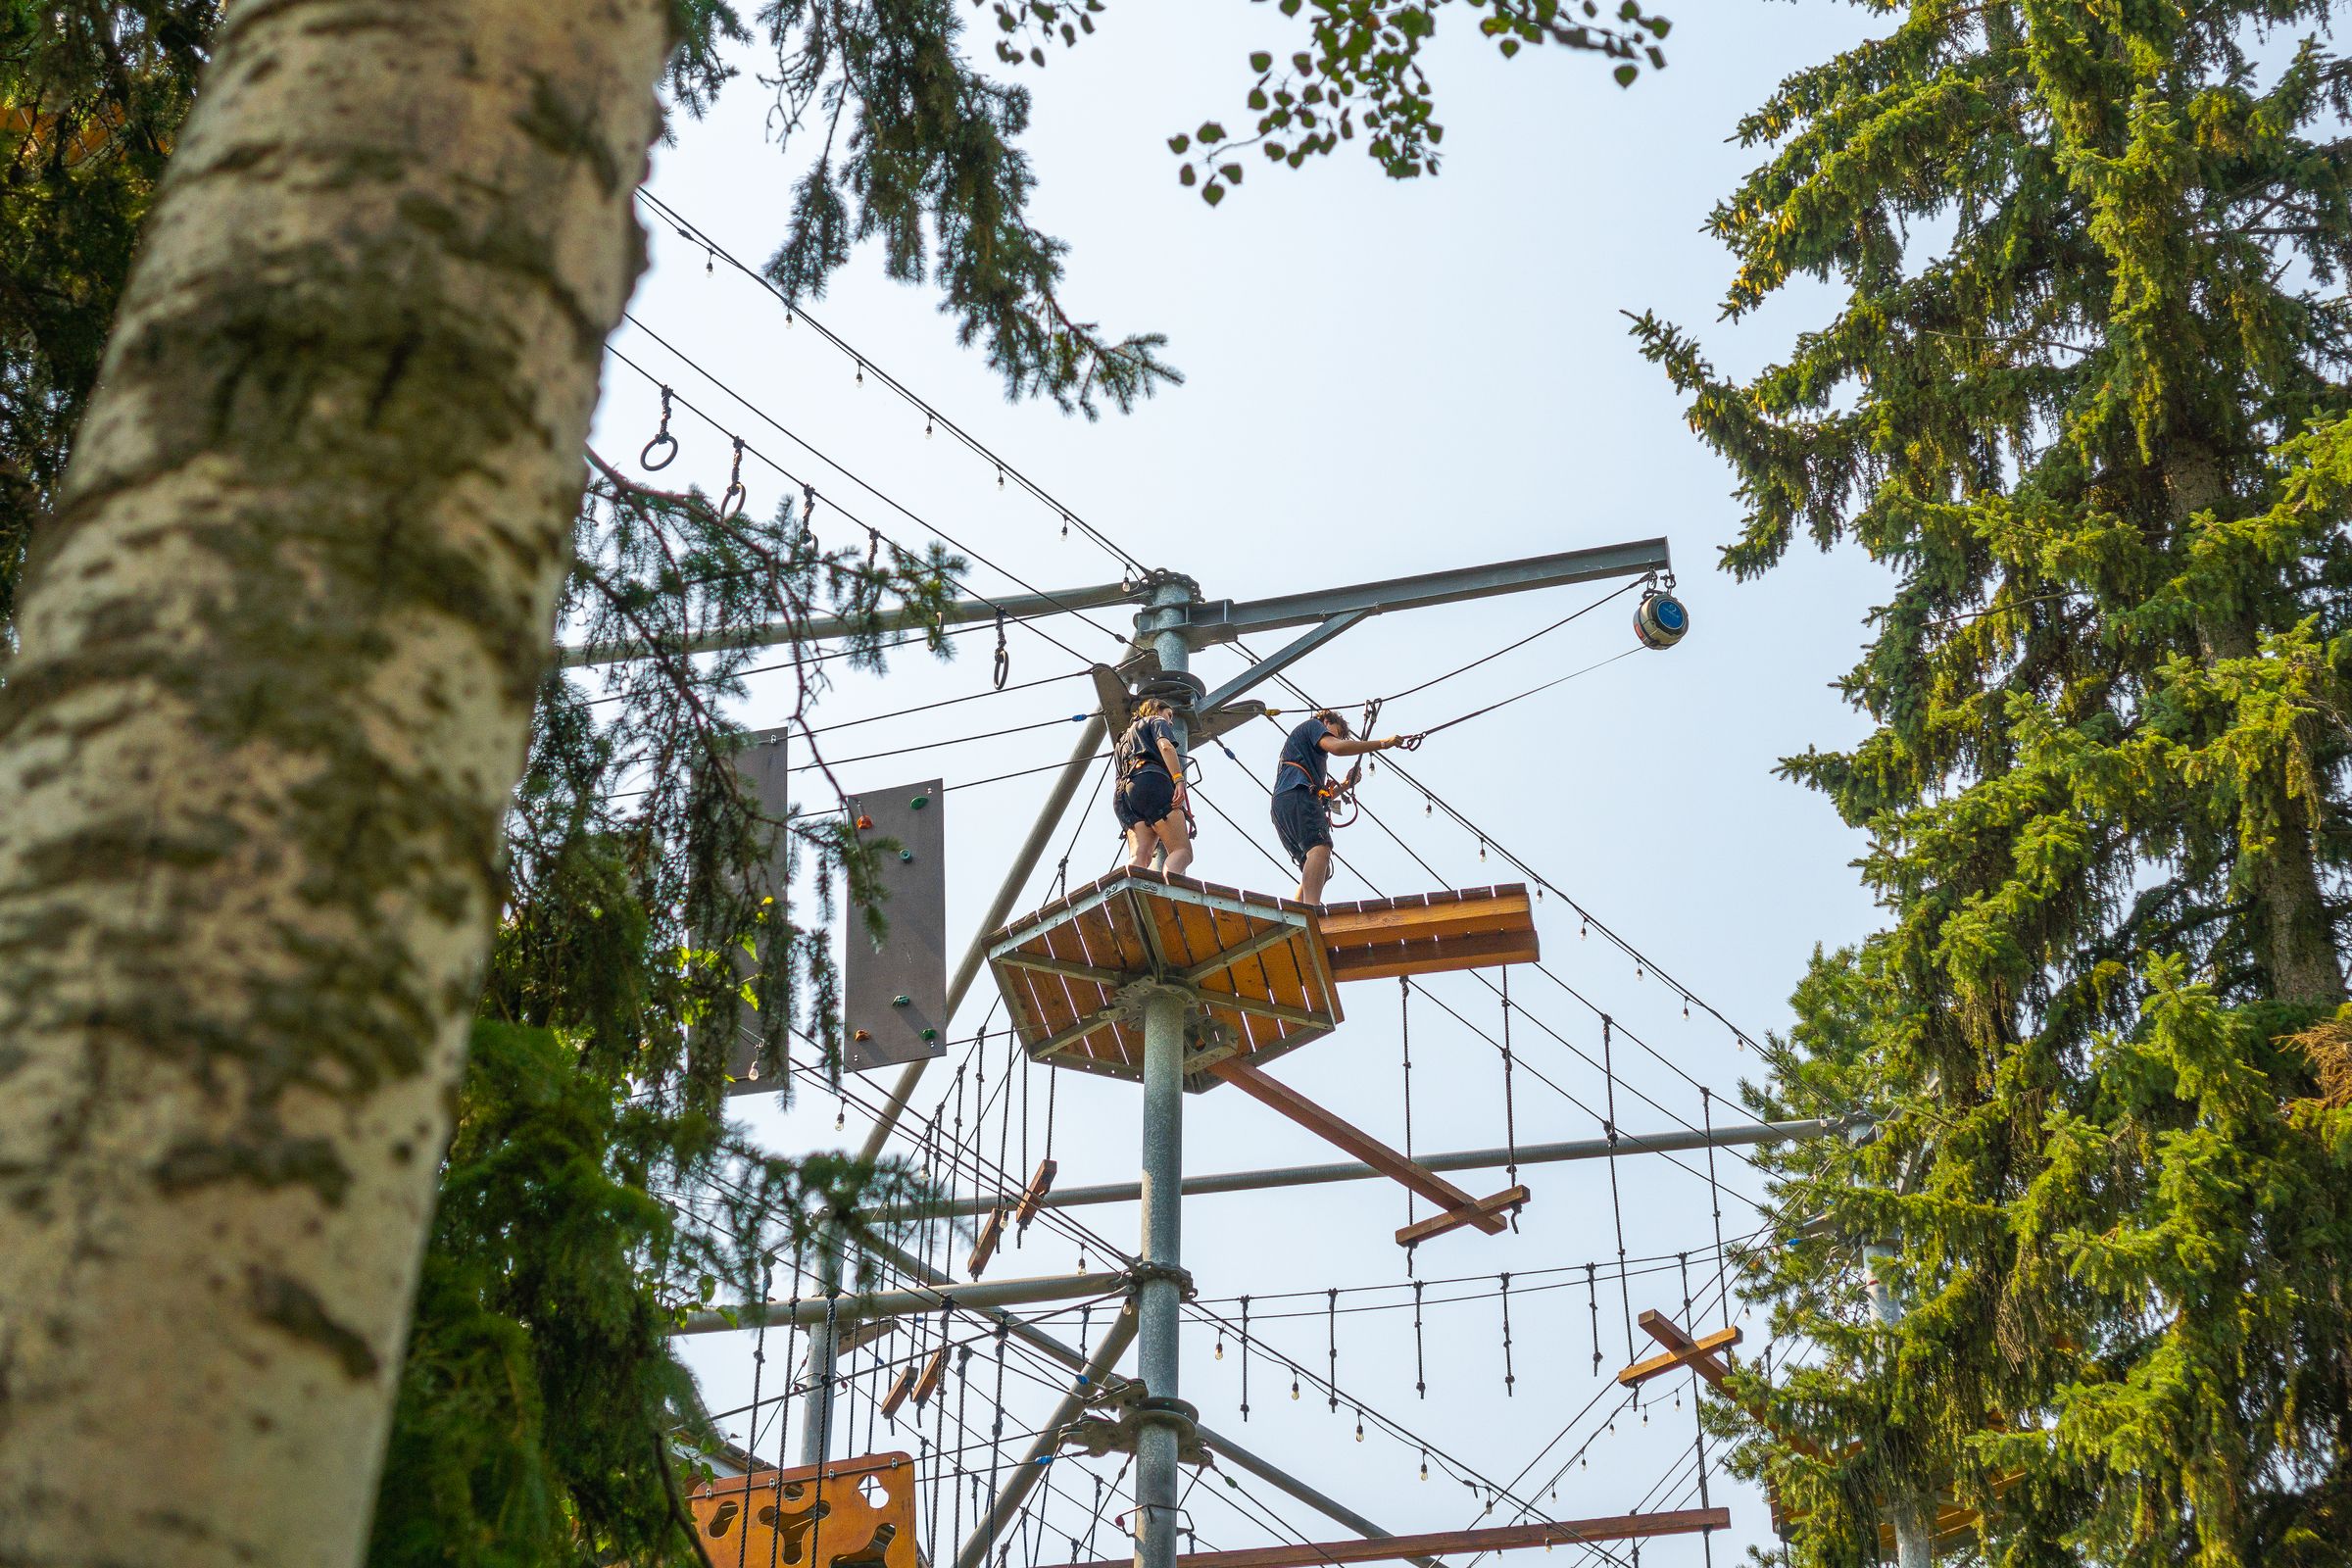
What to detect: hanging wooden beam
<box><xmin>1637</xmin><ymin>1308</ymin><xmax>1735</xmax><ymax>1391</ymax></box>
<box><xmin>1207</xmin><ymin>1058</ymin><xmax>1520</xmax><ymax>1242</ymax></box>
<box><xmin>1013</xmin><ymin>1158</ymin><xmax>1059</xmax><ymax>1230</ymax></box>
<box><xmin>966</xmin><ymin>1206</ymin><xmax>1007</xmax><ymax>1278</ymax></box>
<box><xmin>1048</xmin><ymin>1507</ymin><xmax>1729</xmax><ymax>1568</ymax></box>
<box><xmin>1395</xmin><ymin>1185</ymin><xmax>1530</xmax><ymax>1247</ymax></box>
<box><xmin>1618</xmin><ymin>1323</ymin><xmax>1742</xmax><ymax>1388</ymax></box>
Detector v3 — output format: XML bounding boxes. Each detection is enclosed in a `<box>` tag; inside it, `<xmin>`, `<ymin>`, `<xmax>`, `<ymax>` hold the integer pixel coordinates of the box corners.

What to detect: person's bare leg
<box><xmin>1295</xmin><ymin>843</ymin><xmax>1333</xmax><ymax>904</ymax></box>
<box><xmin>1154</xmin><ymin>814</ymin><xmax>1194</xmax><ymax>877</ymax></box>
<box><xmin>1126</xmin><ymin>821</ymin><xmax>1159</xmax><ymax>869</ymax></box>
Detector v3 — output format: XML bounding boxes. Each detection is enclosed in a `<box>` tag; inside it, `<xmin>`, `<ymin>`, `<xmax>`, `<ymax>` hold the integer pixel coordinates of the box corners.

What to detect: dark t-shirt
<box><xmin>1274</xmin><ymin>717</ymin><xmax>1332</xmax><ymax>795</ymax></box>
<box><xmin>1118</xmin><ymin>715</ymin><xmax>1177</xmax><ymax>776</ymax></box>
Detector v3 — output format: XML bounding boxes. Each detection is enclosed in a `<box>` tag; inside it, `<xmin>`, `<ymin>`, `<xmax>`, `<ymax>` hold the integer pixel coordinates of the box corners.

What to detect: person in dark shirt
<box><xmin>1113</xmin><ymin>698</ymin><xmax>1194</xmax><ymax>875</ymax></box>
<box><xmin>1270</xmin><ymin>709</ymin><xmax>1411</xmax><ymax>903</ymax></box>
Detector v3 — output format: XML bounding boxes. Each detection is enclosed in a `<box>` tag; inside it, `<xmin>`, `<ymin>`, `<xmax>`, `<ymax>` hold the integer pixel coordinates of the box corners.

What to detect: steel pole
<box><xmin>1864</xmin><ymin>1242</ymin><xmax>1933</xmax><ymax>1568</ymax></box>
<box><xmin>799</xmin><ymin>1230</ymin><xmax>845</xmax><ymax>1466</ymax></box>
<box><xmin>1135</xmin><ymin>987</ymin><xmax>1189</xmax><ymax>1568</ymax></box>
<box><xmin>858</xmin><ymin>1118</ymin><xmax>1849</xmax><ymax>1222</ymax></box>
<box><xmin>954</xmin><ymin>1303</ymin><xmax>1140</xmax><ymax>1568</ymax></box>
<box><xmin>671</xmin><ymin>1270</ymin><xmax>1131</xmax><ymax>1338</ymax></box>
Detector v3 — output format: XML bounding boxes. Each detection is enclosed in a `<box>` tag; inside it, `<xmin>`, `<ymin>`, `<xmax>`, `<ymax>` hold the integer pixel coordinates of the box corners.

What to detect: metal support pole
<box><xmin>1135</xmin><ymin>986</ymin><xmax>1190</xmax><ymax>1568</ymax></box>
<box><xmin>671</xmin><ymin>1270</ymin><xmax>1131</xmax><ymax>1338</ymax></box>
<box><xmin>1863</xmin><ymin>1242</ymin><xmax>1933</xmax><ymax>1568</ymax></box>
<box><xmin>799</xmin><ymin>1230</ymin><xmax>845</xmax><ymax>1466</ymax></box>
<box><xmin>953</xmin><ymin>1303</ymin><xmax>1140</xmax><ymax>1568</ymax></box>
<box><xmin>858</xmin><ymin>1118</ymin><xmax>1852</xmax><ymax>1223</ymax></box>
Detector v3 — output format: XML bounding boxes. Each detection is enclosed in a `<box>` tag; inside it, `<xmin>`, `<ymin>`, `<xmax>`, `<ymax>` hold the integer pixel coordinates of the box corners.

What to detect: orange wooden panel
<box><xmin>1327</xmin><ymin>929</ymin><xmax>1542</xmax><ymax>984</ymax></box>
<box><xmin>689</xmin><ymin>1451</ymin><xmax>918</xmax><ymax>1568</ymax></box>
<box><xmin>1318</xmin><ymin>887</ymin><xmax>1534</xmax><ymax>949</ymax></box>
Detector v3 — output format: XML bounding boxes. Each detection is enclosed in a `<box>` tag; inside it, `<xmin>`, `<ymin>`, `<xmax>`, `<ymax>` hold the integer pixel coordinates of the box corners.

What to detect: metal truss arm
<box><xmin>1180</xmin><ymin>539</ymin><xmax>1671</xmax><ymax>647</ymax></box>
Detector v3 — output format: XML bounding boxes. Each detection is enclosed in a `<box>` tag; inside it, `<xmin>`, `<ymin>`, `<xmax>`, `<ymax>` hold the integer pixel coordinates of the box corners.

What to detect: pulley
<box><xmin>1634</xmin><ymin>588</ymin><xmax>1689</xmax><ymax>650</ymax></box>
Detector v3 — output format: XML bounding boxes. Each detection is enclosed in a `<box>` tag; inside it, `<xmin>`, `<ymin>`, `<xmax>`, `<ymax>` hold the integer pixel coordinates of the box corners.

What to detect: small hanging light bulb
<box><xmin>1535</xmin><ymin>885</ymin><xmax>1544</xmax><ymax>901</ymax></box>
<box><xmin>1478</xmin><ymin>840</ymin><xmax>1488</xmax><ymax>862</ymax></box>
<box><xmin>1214</xmin><ymin>1331</ymin><xmax>1225</xmax><ymax>1361</ymax></box>
<box><xmin>996</xmin><ymin>465</ymin><xmax>1006</xmax><ymax>489</ymax></box>
<box><xmin>1635</xmin><ymin>962</ymin><xmax>1643</xmax><ymax>981</ymax></box>
<box><xmin>786</xmin><ymin>310</ymin><xmax>795</xmax><ymax>329</ymax></box>
<box><xmin>1423</xmin><ymin>795</ymin><xmax>1433</xmax><ymax>816</ymax></box>
<box><xmin>856</xmin><ymin>361</ymin><xmax>864</xmax><ymax>384</ymax></box>
<box><xmin>1353</xmin><ymin>1411</ymin><xmax>1364</xmax><ymax>1443</ymax></box>
<box><xmin>1683</xmin><ymin>996</ymin><xmax>1690</xmax><ymax>1018</ymax></box>
<box><xmin>1580</xmin><ymin>1454</ymin><xmax>1589</xmax><ymax>1470</ymax></box>
<box><xmin>1290</xmin><ymin>1374</ymin><xmax>1301</xmax><ymax>1401</ymax></box>
<box><xmin>1580</xmin><ymin>917</ymin><xmax>1589</xmax><ymax>940</ymax></box>
<box><xmin>925</xmin><ymin>415</ymin><xmax>935</xmax><ymax>438</ymax></box>
<box><xmin>705</xmin><ymin>245</ymin><xmax>715</xmax><ymax>275</ymax></box>
<box><xmin>1419</xmin><ymin>1452</ymin><xmax>1429</xmax><ymax>1481</ymax></box>
<box><xmin>1060</xmin><ymin>514</ymin><xmax>1071</xmax><ymax>539</ymax></box>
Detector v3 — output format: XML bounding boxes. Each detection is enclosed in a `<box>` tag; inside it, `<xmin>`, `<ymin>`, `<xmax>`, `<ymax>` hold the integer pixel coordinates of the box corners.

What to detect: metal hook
<box><xmin>639</xmin><ymin>385</ymin><xmax>679</xmax><ymax>470</ymax></box>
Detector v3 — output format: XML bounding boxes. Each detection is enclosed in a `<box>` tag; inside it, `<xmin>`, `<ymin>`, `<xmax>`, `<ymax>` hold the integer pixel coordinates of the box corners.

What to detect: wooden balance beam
<box><xmin>1049</xmin><ymin>1507</ymin><xmax>1729</xmax><ymax>1568</ymax></box>
<box><xmin>1318</xmin><ymin>885</ymin><xmax>1540</xmax><ymax>985</ymax></box>
<box><xmin>1208</xmin><ymin>1058</ymin><xmax>1527</xmax><ymax>1245</ymax></box>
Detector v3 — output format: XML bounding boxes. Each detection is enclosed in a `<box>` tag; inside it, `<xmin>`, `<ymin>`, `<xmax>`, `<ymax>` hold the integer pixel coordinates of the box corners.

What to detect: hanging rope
<box><xmin>1399</xmin><ymin>978</ymin><xmax>1416</xmax><ymax>1237</ymax></box>
<box><xmin>719</xmin><ymin>434</ymin><xmax>748</xmax><ymax>520</ymax></box>
<box><xmin>1500</xmin><ymin>967</ymin><xmax>1520</xmax><ymax>1227</ymax></box>
<box><xmin>1586</xmin><ymin>1262</ymin><xmax>1601</xmax><ymax>1375</ymax></box>
<box><xmin>1325</xmin><ymin>1290</ymin><xmax>1340</xmax><ymax>1413</ymax></box>
<box><xmin>993</xmin><ymin>609</ymin><xmax>1010</xmax><ymax>691</ymax></box>
<box><xmin>1239</xmin><ymin>1296</ymin><xmax>1251</xmax><ymax>1421</ymax></box>
<box><xmin>737</xmin><ymin>1252</ymin><xmax>774</xmax><ymax>1568</ymax></box>
<box><xmin>1411</xmin><ymin>1279</ymin><xmax>1428</xmax><ymax>1398</ymax></box>
<box><xmin>1702</xmin><ymin>1086</ymin><xmax>1732</xmax><ymax>1333</ymax></box>
<box><xmin>1499</xmin><ymin>1272</ymin><xmax>1516</xmax><ymax>1398</ymax></box>
<box><xmin>1600</xmin><ymin>1015</ymin><xmax>1637</xmax><ymax>1367</ymax></box>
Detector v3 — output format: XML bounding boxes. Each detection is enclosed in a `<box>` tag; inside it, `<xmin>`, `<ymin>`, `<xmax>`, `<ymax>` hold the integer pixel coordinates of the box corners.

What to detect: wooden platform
<box><xmin>1318</xmin><ymin>884</ymin><xmax>1540</xmax><ymax>982</ymax></box>
<box><xmin>988</xmin><ymin>869</ymin><xmax>1343</xmax><ymax>1091</ymax></box>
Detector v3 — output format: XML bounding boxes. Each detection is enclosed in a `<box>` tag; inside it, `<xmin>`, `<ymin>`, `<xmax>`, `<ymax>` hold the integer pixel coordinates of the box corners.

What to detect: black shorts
<box><xmin>1115</xmin><ymin>767</ymin><xmax>1178</xmax><ymax>830</ymax></box>
<box><xmin>1271</xmin><ymin>788</ymin><xmax>1332</xmax><ymax>865</ymax></box>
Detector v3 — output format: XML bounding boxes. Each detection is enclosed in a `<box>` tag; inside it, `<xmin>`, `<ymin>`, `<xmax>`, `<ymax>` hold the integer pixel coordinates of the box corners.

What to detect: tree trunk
<box><xmin>2170</xmin><ymin>449</ymin><xmax>2346</xmax><ymax>1005</ymax></box>
<box><xmin>0</xmin><ymin>3</ymin><xmax>671</xmax><ymax>1563</ymax></box>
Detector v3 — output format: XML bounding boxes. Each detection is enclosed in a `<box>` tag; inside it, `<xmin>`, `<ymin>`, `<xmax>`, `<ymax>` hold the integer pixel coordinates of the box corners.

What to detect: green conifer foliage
<box><xmin>1635</xmin><ymin>2</ymin><xmax>2352</xmax><ymax>1561</ymax></box>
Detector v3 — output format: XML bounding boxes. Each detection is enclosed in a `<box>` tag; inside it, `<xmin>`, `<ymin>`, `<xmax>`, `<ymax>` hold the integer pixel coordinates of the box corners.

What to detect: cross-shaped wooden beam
<box><xmin>1208</xmin><ymin>1058</ymin><xmax>1525</xmax><ymax>1244</ymax></box>
<box><xmin>1618</xmin><ymin>1320</ymin><xmax>1741</xmax><ymax>1388</ymax></box>
<box><xmin>1636</xmin><ymin>1308</ymin><xmax>1736</xmax><ymax>1391</ymax></box>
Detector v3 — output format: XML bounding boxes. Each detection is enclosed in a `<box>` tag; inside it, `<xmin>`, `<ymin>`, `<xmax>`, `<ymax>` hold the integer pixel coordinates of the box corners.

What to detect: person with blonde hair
<box><xmin>1113</xmin><ymin>697</ymin><xmax>1193</xmax><ymax>875</ymax></box>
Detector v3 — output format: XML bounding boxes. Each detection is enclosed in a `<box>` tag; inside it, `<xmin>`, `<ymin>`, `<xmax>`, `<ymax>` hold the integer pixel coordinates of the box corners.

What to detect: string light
<box><xmin>1353</xmin><ymin>1410</ymin><xmax>1365</xmax><ymax>1443</ymax></box>
<box><xmin>925</xmin><ymin>415</ymin><xmax>935</xmax><ymax>437</ymax></box>
<box><xmin>1419</xmin><ymin>1451</ymin><xmax>1429</xmax><ymax>1481</ymax></box>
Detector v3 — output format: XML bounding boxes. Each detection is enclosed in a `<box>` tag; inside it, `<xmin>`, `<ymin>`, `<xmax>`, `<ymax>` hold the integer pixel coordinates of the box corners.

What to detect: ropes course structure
<box><xmin>569</xmin><ymin>248</ymin><xmax>1864</xmax><ymax>1568</ymax></box>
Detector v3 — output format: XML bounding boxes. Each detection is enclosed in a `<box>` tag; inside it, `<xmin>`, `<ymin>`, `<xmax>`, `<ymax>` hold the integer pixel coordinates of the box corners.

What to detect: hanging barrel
<box><xmin>1634</xmin><ymin>589</ymin><xmax>1689</xmax><ymax>650</ymax></box>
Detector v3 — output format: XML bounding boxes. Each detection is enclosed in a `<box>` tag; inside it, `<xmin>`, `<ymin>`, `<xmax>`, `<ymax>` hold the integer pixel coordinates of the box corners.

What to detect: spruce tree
<box><xmin>1635</xmin><ymin>1</ymin><xmax>2352</xmax><ymax>1562</ymax></box>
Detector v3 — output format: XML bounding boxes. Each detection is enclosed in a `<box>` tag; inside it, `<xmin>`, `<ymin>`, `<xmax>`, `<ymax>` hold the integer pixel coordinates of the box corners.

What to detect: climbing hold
<box><xmin>900</xmin><ymin>849</ymin><xmax>914</xmax><ymax>862</ymax></box>
<box><xmin>910</xmin><ymin>794</ymin><xmax>930</xmax><ymax>809</ymax></box>
<box><xmin>892</xmin><ymin>995</ymin><xmax>912</xmax><ymax>1008</ymax></box>
<box><xmin>1635</xmin><ymin>588</ymin><xmax>1689</xmax><ymax>650</ymax></box>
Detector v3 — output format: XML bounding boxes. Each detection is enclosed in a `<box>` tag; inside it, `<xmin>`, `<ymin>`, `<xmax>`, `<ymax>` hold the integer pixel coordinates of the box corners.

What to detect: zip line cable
<box><xmin>1377</xmin><ymin>578</ymin><xmax>1647</xmax><ymax>707</ymax></box>
<box><xmin>632</xmin><ymin>187</ymin><xmax>1149</xmax><ymax>578</ymax></box>
<box><xmin>615</xmin><ymin>311</ymin><xmax>1135</xmax><ymax>647</ymax></box>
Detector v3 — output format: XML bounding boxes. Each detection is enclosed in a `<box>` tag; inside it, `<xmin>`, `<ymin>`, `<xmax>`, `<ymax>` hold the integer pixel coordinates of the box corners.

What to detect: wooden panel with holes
<box><xmin>687</xmin><ymin>1451</ymin><xmax>918</xmax><ymax>1568</ymax></box>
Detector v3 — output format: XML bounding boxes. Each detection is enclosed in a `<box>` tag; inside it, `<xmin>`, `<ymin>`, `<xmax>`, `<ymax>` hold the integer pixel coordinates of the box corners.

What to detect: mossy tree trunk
<box><xmin>0</xmin><ymin>1</ymin><xmax>672</xmax><ymax>1562</ymax></box>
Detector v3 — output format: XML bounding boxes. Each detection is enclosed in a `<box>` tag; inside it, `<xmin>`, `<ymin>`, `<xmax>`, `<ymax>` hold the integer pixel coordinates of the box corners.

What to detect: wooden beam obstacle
<box><xmin>1046</xmin><ymin>1508</ymin><xmax>1730</xmax><ymax>1568</ymax></box>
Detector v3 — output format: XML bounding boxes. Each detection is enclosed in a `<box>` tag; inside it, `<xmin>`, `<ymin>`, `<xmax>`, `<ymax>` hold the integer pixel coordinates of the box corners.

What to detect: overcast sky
<box><xmin>591</xmin><ymin>1</ymin><xmax>1903</xmax><ymax>1560</ymax></box>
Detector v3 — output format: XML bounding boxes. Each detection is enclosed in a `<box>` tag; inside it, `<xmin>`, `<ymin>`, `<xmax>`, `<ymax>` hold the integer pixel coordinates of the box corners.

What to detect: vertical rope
<box><xmin>737</xmin><ymin>1251</ymin><xmax>774</xmax><ymax>1568</ymax></box>
<box><xmin>1600</xmin><ymin>1015</ymin><xmax>1637</xmax><ymax>1366</ymax></box>
<box><xmin>1325</xmin><ymin>1290</ymin><xmax>1340</xmax><ymax>1412</ymax></box>
<box><xmin>1701</xmin><ymin>1086</ymin><xmax>1731</xmax><ymax>1332</ymax></box>
<box><xmin>1399</xmin><ymin>977</ymin><xmax>1416</xmax><ymax>1235</ymax></box>
<box><xmin>1499</xmin><ymin>1272</ymin><xmax>1516</xmax><ymax>1397</ymax></box>
<box><xmin>949</xmin><ymin>1345</ymin><xmax>972</xmax><ymax>1565</ymax></box>
<box><xmin>1500</xmin><ymin>968</ymin><xmax>1519</xmax><ymax>1191</ymax></box>
<box><xmin>1412</xmin><ymin>1279</ymin><xmax>1428</xmax><ymax>1398</ymax></box>
<box><xmin>1239</xmin><ymin>1297</ymin><xmax>1252</xmax><ymax>1421</ymax></box>
<box><xmin>1585</xmin><ymin>1262</ymin><xmax>1601</xmax><ymax>1375</ymax></box>
<box><xmin>986</xmin><ymin>1319</ymin><xmax>1009</xmax><ymax>1522</ymax></box>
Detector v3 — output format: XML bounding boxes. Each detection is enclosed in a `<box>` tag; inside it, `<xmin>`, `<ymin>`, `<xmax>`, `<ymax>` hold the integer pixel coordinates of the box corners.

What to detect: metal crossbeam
<box><xmin>1047</xmin><ymin>1508</ymin><xmax>1731</xmax><ymax>1568</ymax></box>
<box><xmin>859</xmin><ymin>1118</ymin><xmax>1850</xmax><ymax>1222</ymax></box>
<box><xmin>1179</xmin><ymin>539</ymin><xmax>1672</xmax><ymax>646</ymax></box>
<box><xmin>557</xmin><ymin>580</ymin><xmax>1139</xmax><ymax>666</ymax></box>
<box><xmin>670</xmin><ymin>1270</ymin><xmax>1127</xmax><ymax>1338</ymax></box>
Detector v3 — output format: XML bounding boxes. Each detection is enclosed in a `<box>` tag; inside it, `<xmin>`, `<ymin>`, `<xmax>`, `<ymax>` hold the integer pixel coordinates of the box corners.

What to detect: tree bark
<box><xmin>0</xmin><ymin>2</ymin><xmax>671</xmax><ymax>1562</ymax></box>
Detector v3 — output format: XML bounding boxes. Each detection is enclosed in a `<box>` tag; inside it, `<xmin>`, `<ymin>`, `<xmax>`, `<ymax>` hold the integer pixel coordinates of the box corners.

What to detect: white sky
<box><xmin>592</xmin><ymin>2</ymin><xmax>1902</xmax><ymax>1561</ymax></box>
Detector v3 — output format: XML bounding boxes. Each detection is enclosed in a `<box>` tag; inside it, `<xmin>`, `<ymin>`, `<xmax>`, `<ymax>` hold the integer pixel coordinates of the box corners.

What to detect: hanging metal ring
<box><xmin>718</xmin><ymin>436</ymin><xmax>747</xmax><ymax>520</ymax></box>
<box><xmin>640</xmin><ymin>385</ymin><xmax>679</xmax><ymax>470</ymax></box>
